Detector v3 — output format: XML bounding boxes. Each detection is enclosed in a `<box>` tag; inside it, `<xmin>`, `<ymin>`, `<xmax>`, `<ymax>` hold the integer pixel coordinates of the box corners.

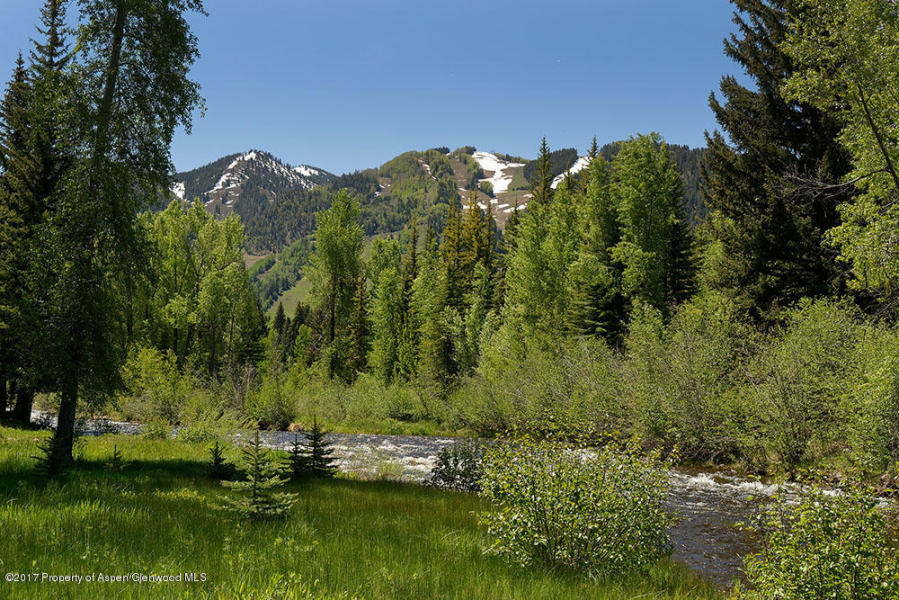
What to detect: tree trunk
<box><xmin>53</xmin><ymin>376</ymin><xmax>78</xmax><ymax>464</ymax></box>
<box><xmin>11</xmin><ymin>384</ymin><xmax>33</xmax><ymax>425</ymax></box>
<box><xmin>0</xmin><ymin>375</ymin><xmax>7</xmax><ymax>417</ymax></box>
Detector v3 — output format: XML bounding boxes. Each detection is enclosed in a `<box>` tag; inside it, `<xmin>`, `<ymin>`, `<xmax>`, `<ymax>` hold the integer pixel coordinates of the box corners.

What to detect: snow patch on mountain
<box><xmin>551</xmin><ymin>156</ymin><xmax>591</xmax><ymax>189</ymax></box>
<box><xmin>171</xmin><ymin>182</ymin><xmax>185</xmax><ymax>200</ymax></box>
<box><xmin>472</xmin><ymin>152</ymin><xmax>524</xmax><ymax>195</ymax></box>
<box><xmin>294</xmin><ymin>165</ymin><xmax>323</xmax><ymax>178</ymax></box>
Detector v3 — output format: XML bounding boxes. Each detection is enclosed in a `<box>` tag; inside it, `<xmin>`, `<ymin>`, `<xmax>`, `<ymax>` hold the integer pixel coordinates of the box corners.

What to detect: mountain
<box><xmin>172</xmin><ymin>143</ymin><xmax>707</xmax><ymax>253</ymax></box>
<box><xmin>170</xmin><ymin>150</ymin><xmax>335</xmax><ymax>250</ymax></box>
<box><xmin>173</xmin><ymin>150</ymin><xmax>335</xmax><ymax>214</ymax></box>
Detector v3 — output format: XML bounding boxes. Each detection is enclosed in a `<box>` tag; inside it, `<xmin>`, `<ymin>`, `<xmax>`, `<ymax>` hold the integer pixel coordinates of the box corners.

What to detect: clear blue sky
<box><xmin>1</xmin><ymin>0</ymin><xmax>745</xmax><ymax>175</ymax></box>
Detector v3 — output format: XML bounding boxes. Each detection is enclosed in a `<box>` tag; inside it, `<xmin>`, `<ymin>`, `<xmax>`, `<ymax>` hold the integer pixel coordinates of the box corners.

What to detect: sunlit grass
<box><xmin>0</xmin><ymin>425</ymin><xmax>722</xmax><ymax>599</ymax></box>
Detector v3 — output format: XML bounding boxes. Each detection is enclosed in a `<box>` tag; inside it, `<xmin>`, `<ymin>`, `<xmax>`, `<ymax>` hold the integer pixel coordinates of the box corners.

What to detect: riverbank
<box><xmin>17</xmin><ymin>410</ymin><xmax>779</xmax><ymax>585</ymax></box>
<box><xmin>0</xmin><ymin>425</ymin><xmax>722</xmax><ymax>599</ymax></box>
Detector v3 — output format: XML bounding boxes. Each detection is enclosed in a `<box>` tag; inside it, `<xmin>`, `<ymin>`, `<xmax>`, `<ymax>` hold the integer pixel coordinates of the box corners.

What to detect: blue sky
<box><xmin>1</xmin><ymin>1</ymin><xmax>745</xmax><ymax>175</ymax></box>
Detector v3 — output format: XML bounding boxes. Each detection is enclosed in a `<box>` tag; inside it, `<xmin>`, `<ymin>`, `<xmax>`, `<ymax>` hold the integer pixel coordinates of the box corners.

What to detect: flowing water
<box><xmin>38</xmin><ymin>412</ymin><xmax>788</xmax><ymax>586</ymax></box>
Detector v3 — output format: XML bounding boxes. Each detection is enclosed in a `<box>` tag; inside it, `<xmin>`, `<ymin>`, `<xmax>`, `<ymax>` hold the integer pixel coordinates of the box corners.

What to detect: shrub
<box><xmin>119</xmin><ymin>346</ymin><xmax>182</xmax><ymax>423</ymax></box>
<box><xmin>745</xmin><ymin>299</ymin><xmax>859</xmax><ymax>472</ymax></box>
<box><xmin>479</xmin><ymin>435</ymin><xmax>672</xmax><ymax>578</ymax></box>
<box><xmin>458</xmin><ymin>330</ymin><xmax>623</xmax><ymax>438</ymax></box>
<box><xmin>141</xmin><ymin>419</ymin><xmax>170</xmax><ymax>440</ymax></box>
<box><xmin>735</xmin><ymin>482</ymin><xmax>899</xmax><ymax>599</ymax></box>
<box><xmin>175</xmin><ymin>422</ymin><xmax>218</xmax><ymax>443</ymax></box>
<box><xmin>429</xmin><ymin>440</ymin><xmax>485</xmax><ymax>492</ymax></box>
<box><xmin>622</xmin><ymin>293</ymin><xmax>752</xmax><ymax>462</ymax></box>
<box><xmin>246</xmin><ymin>370</ymin><xmax>296</xmax><ymax>430</ymax></box>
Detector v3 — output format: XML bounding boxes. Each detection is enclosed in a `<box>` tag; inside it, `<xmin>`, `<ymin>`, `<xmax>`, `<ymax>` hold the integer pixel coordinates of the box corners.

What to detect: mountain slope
<box><xmin>173</xmin><ymin>150</ymin><xmax>335</xmax><ymax>215</ymax></box>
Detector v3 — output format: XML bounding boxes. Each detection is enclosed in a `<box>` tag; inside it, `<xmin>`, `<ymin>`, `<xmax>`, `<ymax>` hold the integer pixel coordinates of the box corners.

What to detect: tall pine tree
<box><xmin>701</xmin><ymin>0</ymin><xmax>852</xmax><ymax>319</ymax></box>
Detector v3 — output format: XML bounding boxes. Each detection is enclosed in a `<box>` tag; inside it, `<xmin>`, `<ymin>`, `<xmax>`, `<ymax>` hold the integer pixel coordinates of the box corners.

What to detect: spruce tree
<box><xmin>440</xmin><ymin>194</ymin><xmax>464</xmax><ymax>309</ymax></box>
<box><xmin>28</xmin><ymin>0</ymin><xmax>72</xmax><ymax>210</ymax></box>
<box><xmin>221</xmin><ymin>430</ymin><xmax>297</xmax><ymax>520</ymax></box>
<box><xmin>460</xmin><ymin>188</ymin><xmax>486</xmax><ymax>295</ymax></box>
<box><xmin>304</xmin><ymin>417</ymin><xmax>337</xmax><ymax>477</ymax></box>
<box><xmin>287</xmin><ymin>433</ymin><xmax>309</xmax><ymax>479</ymax></box>
<box><xmin>702</xmin><ymin>0</ymin><xmax>852</xmax><ymax>319</ymax></box>
<box><xmin>532</xmin><ymin>137</ymin><xmax>555</xmax><ymax>206</ymax></box>
<box><xmin>0</xmin><ymin>54</ymin><xmax>31</xmax><ymax>422</ymax></box>
<box><xmin>345</xmin><ymin>275</ymin><xmax>370</xmax><ymax>376</ymax></box>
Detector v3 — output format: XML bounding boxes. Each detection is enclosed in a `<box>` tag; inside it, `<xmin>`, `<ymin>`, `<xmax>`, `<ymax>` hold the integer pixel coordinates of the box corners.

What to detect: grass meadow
<box><xmin>0</xmin><ymin>425</ymin><xmax>723</xmax><ymax>599</ymax></box>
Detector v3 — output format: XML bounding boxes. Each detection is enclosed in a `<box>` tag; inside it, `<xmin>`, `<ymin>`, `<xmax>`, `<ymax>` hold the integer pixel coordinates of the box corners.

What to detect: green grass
<box><xmin>267</xmin><ymin>276</ymin><xmax>313</xmax><ymax>319</ymax></box>
<box><xmin>0</xmin><ymin>426</ymin><xmax>723</xmax><ymax>599</ymax></box>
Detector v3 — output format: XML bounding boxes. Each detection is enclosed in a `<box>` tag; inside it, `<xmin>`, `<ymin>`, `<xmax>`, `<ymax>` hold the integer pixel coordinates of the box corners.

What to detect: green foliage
<box><xmin>744</xmin><ymin>299</ymin><xmax>860</xmax><ymax>472</ymax></box>
<box><xmin>735</xmin><ymin>482</ymin><xmax>899</xmax><ymax>599</ymax></box>
<box><xmin>107</xmin><ymin>444</ymin><xmax>125</xmax><ymax>472</ymax></box>
<box><xmin>782</xmin><ymin>0</ymin><xmax>899</xmax><ymax>301</ymax></box>
<box><xmin>611</xmin><ymin>133</ymin><xmax>694</xmax><ymax>310</ymax></box>
<box><xmin>221</xmin><ymin>430</ymin><xmax>297</xmax><ymax>520</ymax></box>
<box><xmin>429</xmin><ymin>440</ymin><xmax>485</xmax><ymax>492</ymax></box>
<box><xmin>136</xmin><ymin>200</ymin><xmax>264</xmax><ymax>377</ymax></box>
<box><xmin>461</xmin><ymin>332</ymin><xmax>622</xmax><ymax>437</ymax></box>
<box><xmin>246</xmin><ymin>367</ymin><xmax>296</xmax><ymax>430</ymax></box>
<box><xmin>308</xmin><ymin>191</ymin><xmax>364</xmax><ymax>379</ymax></box>
<box><xmin>622</xmin><ymin>293</ymin><xmax>752</xmax><ymax>461</ymax></box>
<box><xmin>479</xmin><ymin>435</ymin><xmax>673</xmax><ymax>579</ymax></box>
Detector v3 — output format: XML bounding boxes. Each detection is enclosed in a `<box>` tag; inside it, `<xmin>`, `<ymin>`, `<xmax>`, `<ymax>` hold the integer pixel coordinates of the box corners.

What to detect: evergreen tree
<box><xmin>369</xmin><ymin>266</ymin><xmax>404</xmax><ymax>382</ymax></box>
<box><xmin>345</xmin><ymin>275</ymin><xmax>370</xmax><ymax>375</ymax></box>
<box><xmin>221</xmin><ymin>430</ymin><xmax>297</xmax><ymax>520</ymax></box>
<box><xmin>610</xmin><ymin>134</ymin><xmax>695</xmax><ymax>312</ymax></box>
<box><xmin>401</xmin><ymin>220</ymin><xmax>418</xmax><ymax>299</ymax></box>
<box><xmin>273</xmin><ymin>303</ymin><xmax>286</xmax><ymax>342</ymax></box>
<box><xmin>440</xmin><ymin>194</ymin><xmax>464</xmax><ymax>309</ymax></box>
<box><xmin>411</xmin><ymin>230</ymin><xmax>448</xmax><ymax>385</ymax></box>
<box><xmin>304</xmin><ymin>417</ymin><xmax>337</xmax><ymax>477</ymax></box>
<box><xmin>702</xmin><ymin>0</ymin><xmax>852</xmax><ymax>319</ymax></box>
<box><xmin>208</xmin><ymin>440</ymin><xmax>234</xmax><ymax>480</ymax></box>
<box><xmin>28</xmin><ymin>0</ymin><xmax>72</xmax><ymax>211</ymax></box>
<box><xmin>532</xmin><ymin>137</ymin><xmax>555</xmax><ymax>206</ymax></box>
<box><xmin>460</xmin><ymin>188</ymin><xmax>486</xmax><ymax>294</ymax></box>
<box><xmin>287</xmin><ymin>433</ymin><xmax>309</xmax><ymax>479</ymax></box>
<box><xmin>0</xmin><ymin>54</ymin><xmax>31</xmax><ymax>421</ymax></box>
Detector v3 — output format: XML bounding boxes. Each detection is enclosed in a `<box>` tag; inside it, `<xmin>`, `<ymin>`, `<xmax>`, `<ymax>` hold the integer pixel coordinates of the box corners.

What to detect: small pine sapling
<box><xmin>107</xmin><ymin>444</ymin><xmax>125</xmax><ymax>471</ymax></box>
<box><xmin>304</xmin><ymin>417</ymin><xmax>337</xmax><ymax>477</ymax></box>
<box><xmin>208</xmin><ymin>440</ymin><xmax>234</xmax><ymax>480</ymax></box>
<box><xmin>221</xmin><ymin>431</ymin><xmax>297</xmax><ymax>520</ymax></box>
<box><xmin>288</xmin><ymin>432</ymin><xmax>309</xmax><ymax>479</ymax></box>
<box><xmin>33</xmin><ymin>435</ymin><xmax>67</xmax><ymax>479</ymax></box>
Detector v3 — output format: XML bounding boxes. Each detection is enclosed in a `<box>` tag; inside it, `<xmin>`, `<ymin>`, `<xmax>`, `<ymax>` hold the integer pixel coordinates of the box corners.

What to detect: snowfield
<box><xmin>472</xmin><ymin>151</ymin><xmax>524</xmax><ymax>195</ymax></box>
<box><xmin>551</xmin><ymin>156</ymin><xmax>590</xmax><ymax>189</ymax></box>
